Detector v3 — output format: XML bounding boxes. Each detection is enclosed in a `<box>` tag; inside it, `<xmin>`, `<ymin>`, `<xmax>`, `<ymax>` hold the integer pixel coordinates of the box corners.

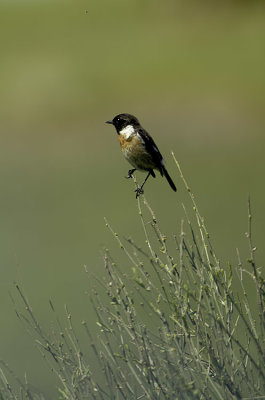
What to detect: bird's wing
<box><xmin>138</xmin><ymin>128</ymin><xmax>164</xmax><ymax>173</ymax></box>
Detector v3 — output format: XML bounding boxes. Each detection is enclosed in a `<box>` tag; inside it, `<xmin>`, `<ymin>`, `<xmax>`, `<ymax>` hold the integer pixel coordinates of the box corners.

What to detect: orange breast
<box><xmin>118</xmin><ymin>134</ymin><xmax>138</xmax><ymax>148</ymax></box>
<box><xmin>118</xmin><ymin>134</ymin><xmax>157</xmax><ymax>171</ymax></box>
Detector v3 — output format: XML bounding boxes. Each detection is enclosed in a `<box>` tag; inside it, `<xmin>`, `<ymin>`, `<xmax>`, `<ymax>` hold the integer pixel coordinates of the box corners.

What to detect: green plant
<box><xmin>1</xmin><ymin>155</ymin><xmax>264</xmax><ymax>399</ymax></box>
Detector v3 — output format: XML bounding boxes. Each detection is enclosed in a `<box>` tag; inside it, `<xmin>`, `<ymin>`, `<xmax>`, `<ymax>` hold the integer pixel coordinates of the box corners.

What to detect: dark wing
<box><xmin>138</xmin><ymin>127</ymin><xmax>177</xmax><ymax>191</ymax></box>
<box><xmin>138</xmin><ymin>127</ymin><xmax>164</xmax><ymax>175</ymax></box>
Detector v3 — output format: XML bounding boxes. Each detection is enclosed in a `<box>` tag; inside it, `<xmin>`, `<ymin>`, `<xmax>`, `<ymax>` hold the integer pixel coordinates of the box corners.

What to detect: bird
<box><xmin>106</xmin><ymin>113</ymin><xmax>177</xmax><ymax>198</ymax></box>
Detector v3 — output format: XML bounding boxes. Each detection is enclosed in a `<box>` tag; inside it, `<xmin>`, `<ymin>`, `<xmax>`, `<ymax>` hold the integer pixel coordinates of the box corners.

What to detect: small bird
<box><xmin>106</xmin><ymin>113</ymin><xmax>177</xmax><ymax>198</ymax></box>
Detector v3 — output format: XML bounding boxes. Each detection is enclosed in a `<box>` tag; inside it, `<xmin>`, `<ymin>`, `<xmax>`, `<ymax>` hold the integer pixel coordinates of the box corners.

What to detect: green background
<box><xmin>0</xmin><ymin>0</ymin><xmax>264</xmax><ymax>397</ymax></box>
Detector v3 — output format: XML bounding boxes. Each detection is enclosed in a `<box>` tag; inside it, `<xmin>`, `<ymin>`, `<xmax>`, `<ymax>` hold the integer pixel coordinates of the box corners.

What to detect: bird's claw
<box><xmin>135</xmin><ymin>187</ymin><xmax>144</xmax><ymax>199</ymax></box>
<box><xmin>126</xmin><ymin>169</ymin><xmax>136</xmax><ymax>179</ymax></box>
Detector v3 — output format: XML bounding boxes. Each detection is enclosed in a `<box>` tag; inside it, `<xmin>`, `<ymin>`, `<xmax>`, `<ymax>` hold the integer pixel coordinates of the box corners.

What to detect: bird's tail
<box><xmin>162</xmin><ymin>166</ymin><xmax>177</xmax><ymax>192</ymax></box>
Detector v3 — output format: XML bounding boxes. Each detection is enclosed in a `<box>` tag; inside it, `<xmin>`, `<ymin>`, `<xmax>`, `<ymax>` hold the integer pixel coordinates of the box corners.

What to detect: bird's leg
<box><xmin>126</xmin><ymin>168</ymin><xmax>136</xmax><ymax>179</ymax></box>
<box><xmin>135</xmin><ymin>171</ymin><xmax>151</xmax><ymax>198</ymax></box>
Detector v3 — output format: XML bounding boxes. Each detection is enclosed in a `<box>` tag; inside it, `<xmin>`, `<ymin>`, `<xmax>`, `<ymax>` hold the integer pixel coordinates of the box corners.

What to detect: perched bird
<box><xmin>106</xmin><ymin>113</ymin><xmax>177</xmax><ymax>198</ymax></box>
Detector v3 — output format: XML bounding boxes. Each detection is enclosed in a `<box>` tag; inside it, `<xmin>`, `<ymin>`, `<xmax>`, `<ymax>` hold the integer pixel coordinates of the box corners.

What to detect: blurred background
<box><xmin>0</xmin><ymin>0</ymin><xmax>264</xmax><ymax>397</ymax></box>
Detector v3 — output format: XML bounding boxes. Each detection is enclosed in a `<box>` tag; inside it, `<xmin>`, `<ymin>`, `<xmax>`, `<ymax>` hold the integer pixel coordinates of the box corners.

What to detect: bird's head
<box><xmin>106</xmin><ymin>113</ymin><xmax>140</xmax><ymax>134</ymax></box>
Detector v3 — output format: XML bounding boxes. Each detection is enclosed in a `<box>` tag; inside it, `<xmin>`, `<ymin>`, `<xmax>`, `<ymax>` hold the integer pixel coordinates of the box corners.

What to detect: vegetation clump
<box><xmin>1</xmin><ymin>156</ymin><xmax>264</xmax><ymax>399</ymax></box>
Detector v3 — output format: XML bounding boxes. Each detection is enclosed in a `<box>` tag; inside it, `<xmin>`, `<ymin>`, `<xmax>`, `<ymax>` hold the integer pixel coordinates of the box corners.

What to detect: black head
<box><xmin>106</xmin><ymin>113</ymin><xmax>140</xmax><ymax>132</ymax></box>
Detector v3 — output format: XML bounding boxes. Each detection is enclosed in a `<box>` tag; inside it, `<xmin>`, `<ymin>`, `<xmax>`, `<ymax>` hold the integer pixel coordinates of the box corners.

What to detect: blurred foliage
<box><xmin>0</xmin><ymin>0</ymin><xmax>264</xmax><ymax>397</ymax></box>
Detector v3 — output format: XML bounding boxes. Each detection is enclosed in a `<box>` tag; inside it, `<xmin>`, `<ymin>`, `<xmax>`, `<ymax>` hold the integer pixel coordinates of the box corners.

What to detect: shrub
<box><xmin>1</xmin><ymin>155</ymin><xmax>264</xmax><ymax>399</ymax></box>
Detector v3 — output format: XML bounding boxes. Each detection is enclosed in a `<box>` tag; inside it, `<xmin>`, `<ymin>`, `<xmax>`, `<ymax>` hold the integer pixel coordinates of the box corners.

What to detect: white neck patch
<box><xmin>120</xmin><ymin>125</ymin><xmax>135</xmax><ymax>139</ymax></box>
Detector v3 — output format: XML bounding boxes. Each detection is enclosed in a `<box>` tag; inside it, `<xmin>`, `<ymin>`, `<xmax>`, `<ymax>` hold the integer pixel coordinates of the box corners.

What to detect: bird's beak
<box><xmin>105</xmin><ymin>120</ymin><xmax>113</xmax><ymax>124</ymax></box>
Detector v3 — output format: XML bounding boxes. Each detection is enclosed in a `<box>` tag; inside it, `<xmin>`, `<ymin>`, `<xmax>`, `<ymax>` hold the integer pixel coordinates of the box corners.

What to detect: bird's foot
<box><xmin>126</xmin><ymin>169</ymin><xmax>136</xmax><ymax>179</ymax></box>
<box><xmin>135</xmin><ymin>187</ymin><xmax>144</xmax><ymax>199</ymax></box>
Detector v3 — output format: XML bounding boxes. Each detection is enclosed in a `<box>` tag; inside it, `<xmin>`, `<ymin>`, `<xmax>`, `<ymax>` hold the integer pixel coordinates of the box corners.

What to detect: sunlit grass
<box><xmin>1</xmin><ymin>156</ymin><xmax>264</xmax><ymax>399</ymax></box>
